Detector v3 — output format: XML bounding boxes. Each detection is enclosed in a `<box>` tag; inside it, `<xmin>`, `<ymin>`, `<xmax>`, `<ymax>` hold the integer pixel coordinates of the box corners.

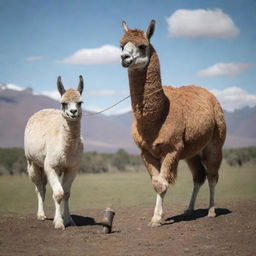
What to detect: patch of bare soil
<box><xmin>0</xmin><ymin>200</ymin><xmax>256</xmax><ymax>256</ymax></box>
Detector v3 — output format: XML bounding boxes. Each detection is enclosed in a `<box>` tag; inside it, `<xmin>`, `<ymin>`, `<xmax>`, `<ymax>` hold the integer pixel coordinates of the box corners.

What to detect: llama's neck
<box><xmin>61</xmin><ymin>118</ymin><xmax>81</xmax><ymax>152</ymax></box>
<box><xmin>128</xmin><ymin>45</ymin><xmax>168</xmax><ymax>124</ymax></box>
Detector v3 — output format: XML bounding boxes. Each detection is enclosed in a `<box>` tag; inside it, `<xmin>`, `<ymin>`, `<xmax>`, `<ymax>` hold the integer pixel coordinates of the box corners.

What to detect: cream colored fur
<box><xmin>24</xmin><ymin>76</ymin><xmax>84</xmax><ymax>229</ymax></box>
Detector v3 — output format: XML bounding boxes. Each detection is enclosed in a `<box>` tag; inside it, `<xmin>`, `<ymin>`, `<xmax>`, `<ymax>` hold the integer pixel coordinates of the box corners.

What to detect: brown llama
<box><xmin>120</xmin><ymin>20</ymin><xmax>226</xmax><ymax>227</ymax></box>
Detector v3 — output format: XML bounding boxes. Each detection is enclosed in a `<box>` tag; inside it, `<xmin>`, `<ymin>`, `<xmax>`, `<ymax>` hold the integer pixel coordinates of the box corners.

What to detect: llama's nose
<box><xmin>70</xmin><ymin>109</ymin><xmax>77</xmax><ymax>115</ymax></box>
<box><xmin>121</xmin><ymin>53</ymin><xmax>130</xmax><ymax>61</ymax></box>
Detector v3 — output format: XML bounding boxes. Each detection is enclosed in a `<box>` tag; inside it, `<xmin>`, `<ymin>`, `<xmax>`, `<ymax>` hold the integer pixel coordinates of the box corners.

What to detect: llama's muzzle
<box><xmin>121</xmin><ymin>53</ymin><xmax>132</xmax><ymax>67</ymax></box>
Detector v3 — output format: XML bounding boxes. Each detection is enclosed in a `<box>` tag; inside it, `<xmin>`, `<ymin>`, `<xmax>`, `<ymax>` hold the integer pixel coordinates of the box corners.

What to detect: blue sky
<box><xmin>0</xmin><ymin>0</ymin><xmax>256</xmax><ymax>114</ymax></box>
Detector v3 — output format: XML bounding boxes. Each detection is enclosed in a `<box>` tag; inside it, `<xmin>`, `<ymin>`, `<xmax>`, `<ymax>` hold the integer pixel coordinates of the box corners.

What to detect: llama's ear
<box><xmin>57</xmin><ymin>76</ymin><xmax>66</xmax><ymax>96</ymax></box>
<box><xmin>146</xmin><ymin>19</ymin><xmax>155</xmax><ymax>41</ymax></box>
<box><xmin>122</xmin><ymin>21</ymin><xmax>129</xmax><ymax>32</ymax></box>
<box><xmin>77</xmin><ymin>75</ymin><xmax>84</xmax><ymax>95</ymax></box>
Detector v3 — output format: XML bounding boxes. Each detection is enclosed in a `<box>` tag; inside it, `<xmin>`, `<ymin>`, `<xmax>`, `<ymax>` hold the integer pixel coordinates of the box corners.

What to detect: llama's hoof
<box><xmin>183</xmin><ymin>209</ymin><xmax>194</xmax><ymax>217</ymax></box>
<box><xmin>152</xmin><ymin>175</ymin><xmax>169</xmax><ymax>194</ymax></box>
<box><xmin>37</xmin><ymin>214</ymin><xmax>47</xmax><ymax>221</ymax></box>
<box><xmin>148</xmin><ymin>220</ymin><xmax>162</xmax><ymax>228</ymax></box>
<box><xmin>207</xmin><ymin>207</ymin><xmax>216</xmax><ymax>218</ymax></box>
<box><xmin>148</xmin><ymin>217</ymin><xmax>163</xmax><ymax>228</ymax></box>
<box><xmin>53</xmin><ymin>219</ymin><xmax>65</xmax><ymax>230</ymax></box>
<box><xmin>54</xmin><ymin>222</ymin><xmax>65</xmax><ymax>230</ymax></box>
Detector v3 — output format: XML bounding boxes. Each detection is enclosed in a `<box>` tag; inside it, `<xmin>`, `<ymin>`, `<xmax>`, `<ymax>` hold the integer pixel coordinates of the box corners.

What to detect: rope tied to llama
<box><xmin>82</xmin><ymin>87</ymin><xmax>164</xmax><ymax>117</ymax></box>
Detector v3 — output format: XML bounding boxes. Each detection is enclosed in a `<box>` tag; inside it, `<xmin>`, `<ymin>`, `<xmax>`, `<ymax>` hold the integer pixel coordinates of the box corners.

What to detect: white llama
<box><xmin>24</xmin><ymin>75</ymin><xmax>84</xmax><ymax>229</ymax></box>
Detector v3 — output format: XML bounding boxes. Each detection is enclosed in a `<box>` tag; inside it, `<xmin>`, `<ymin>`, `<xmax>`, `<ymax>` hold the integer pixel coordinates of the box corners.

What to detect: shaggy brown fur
<box><xmin>120</xmin><ymin>29</ymin><xmax>149</xmax><ymax>46</ymax></box>
<box><xmin>120</xmin><ymin>21</ymin><xmax>226</xmax><ymax>226</ymax></box>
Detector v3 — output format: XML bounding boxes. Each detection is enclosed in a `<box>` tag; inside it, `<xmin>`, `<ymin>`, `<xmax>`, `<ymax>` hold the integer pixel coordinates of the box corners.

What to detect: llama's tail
<box><xmin>186</xmin><ymin>155</ymin><xmax>207</xmax><ymax>186</ymax></box>
<box><xmin>197</xmin><ymin>163</ymin><xmax>207</xmax><ymax>185</ymax></box>
<box><xmin>213</xmin><ymin>100</ymin><xmax>227</xmax><ymax>147</ymax></box>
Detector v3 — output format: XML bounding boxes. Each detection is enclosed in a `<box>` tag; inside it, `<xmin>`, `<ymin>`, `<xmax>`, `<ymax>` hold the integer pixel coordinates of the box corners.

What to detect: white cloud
<box><xmin>57</xmin><ymin>45</ymin><xmax>121</xmax><ymax>65</ymax></box>
<box><xmin>26</xmin><ymin>56</ymin><xmax>43</xmax><ymax>62</ymax></box>
<box><xmin>197</xmin><ymin>62</ymin><xmax>253</xmax><ymax>77</ymax></box>
<box><xmin>166</xmin><ymin>9</ymin><xmax>239</xmax><ymax>39</ymax></box>
<box><xmin>210</xmin><ymin>87</ymin><xmax>256</xmax><ymax>111</ymax></box>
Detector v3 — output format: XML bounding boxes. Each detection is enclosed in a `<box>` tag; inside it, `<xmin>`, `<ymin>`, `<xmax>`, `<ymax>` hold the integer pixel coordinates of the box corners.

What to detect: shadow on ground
<box><xmin>71</xmin><ymin>215</ymin><xmax>101</xmax><ymax>227</ymax></box>
<box><xmin>165</xmin><ymin>208</ymin><xmax>232</xmax><ymax>225</ymax></box>
<box><xmin>45</xmin><ymin>215</ymin><xmax>101</xmax><ymax>227</ymax></box>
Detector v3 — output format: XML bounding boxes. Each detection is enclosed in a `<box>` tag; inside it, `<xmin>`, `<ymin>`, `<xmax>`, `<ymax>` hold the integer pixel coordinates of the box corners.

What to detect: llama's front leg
<box><xmin>62</xmin><ymin>170</ymin><xmax>78</xmax><ymax>227</ymax></box>
<box><xmin>141</xmin><ymin>152</ymin><xmax>169</xmax><ymax>227</ymax></box>
<box><xmin>44</xmin><ymin>164</ymin><xmax>65</xmax><ymax>230</ymax></box>
<box><xmin>150</xmin><ymin>191</ymin><xmax>167</xmax><ymax>227</ymax></box>
<box><xmin>150</xmin><ymin>152</ymin><xmax>179</xmax><ymax>227</ymax></box>
<box><xmin>151</xmin><ymin>152</ymin><xmax>179</xmax><ymax>195</ymax></box>
<box><xmin>141</xmin><ymin>151</ymin><xmax>168</xmax><ymax>193</ymax></box>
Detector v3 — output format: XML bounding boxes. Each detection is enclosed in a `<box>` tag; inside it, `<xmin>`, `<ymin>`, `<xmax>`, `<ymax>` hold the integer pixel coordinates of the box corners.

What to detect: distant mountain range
<box><xmin>1</xmin><ymin>83</ymin><xmax>256</xmax><ymax>153</ymax></box>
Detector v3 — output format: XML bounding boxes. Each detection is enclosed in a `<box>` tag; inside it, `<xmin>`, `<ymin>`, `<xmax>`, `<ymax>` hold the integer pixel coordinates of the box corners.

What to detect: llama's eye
<box><xmin>77</xmin><ymin>101</ymin><xmax>83</xmax><ymax>107</ymax></box>
<box><xmin>61</xmin><ymin>102</ymin><xmax>67</xmax><ymax>109</ymax></box>
<box><xmin>138</xmin><ymin>44</ymin><xmax>147</xmax><ymax>50</ymax></box>
<box><xmin>120</xmin><ymin>45</ymin><xmax>124</xmax><ymax>50</ymax></box>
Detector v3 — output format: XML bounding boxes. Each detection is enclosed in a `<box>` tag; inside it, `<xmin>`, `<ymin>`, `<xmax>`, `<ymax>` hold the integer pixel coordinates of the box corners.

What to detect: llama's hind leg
<box><xmin>203</xmin><ymin>145</ymin><xmax>222</xmax><ymax>218</ymax></box>
<box><xmin>207</xmin><ymin>175</ymin><xmax>218</xmax><ymax>217</ymax></box>
<box><xmin>36</xmin><ymin>172</ymin><xmax>47</xmax><ymax>220</ymax></box>
<box><xmin>27</xmin><ymin>161</ymin><xmax>47</xmax><ymax>220</ymax></box>
<box><xmin>62</xmin><ymin>170</ymin><xmax>77</xmax><ymax>227</ymax></box>
<box><xmin>184</xmin><ymin>155</ymin><xmax>206</xmax><ymax>216</ymax></box>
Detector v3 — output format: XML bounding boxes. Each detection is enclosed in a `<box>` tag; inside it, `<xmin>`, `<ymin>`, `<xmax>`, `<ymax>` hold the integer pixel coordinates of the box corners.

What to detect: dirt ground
<box><xmin>0</xmin><ymin>200</ymin><xmax>256</xmax><ymax>256</ymax></box>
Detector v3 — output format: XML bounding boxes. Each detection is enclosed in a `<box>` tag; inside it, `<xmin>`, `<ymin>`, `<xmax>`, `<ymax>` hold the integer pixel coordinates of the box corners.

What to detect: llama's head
<box><xmin>120</xmin><ymin>20</ymin><xmax>155</xmax><ymax>70</ymax></box>
<box><xmin>57</xmin><ymin>75</ymin><xmax>84</xmax><ymax>121</ymax></box>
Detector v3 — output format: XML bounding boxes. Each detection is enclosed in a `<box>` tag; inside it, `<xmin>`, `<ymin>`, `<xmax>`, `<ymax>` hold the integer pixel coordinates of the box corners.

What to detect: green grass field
<box><xmin>0</xmin><ymin>162</ymin><xmax>255</xmax><ymax>215</ymax></box>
